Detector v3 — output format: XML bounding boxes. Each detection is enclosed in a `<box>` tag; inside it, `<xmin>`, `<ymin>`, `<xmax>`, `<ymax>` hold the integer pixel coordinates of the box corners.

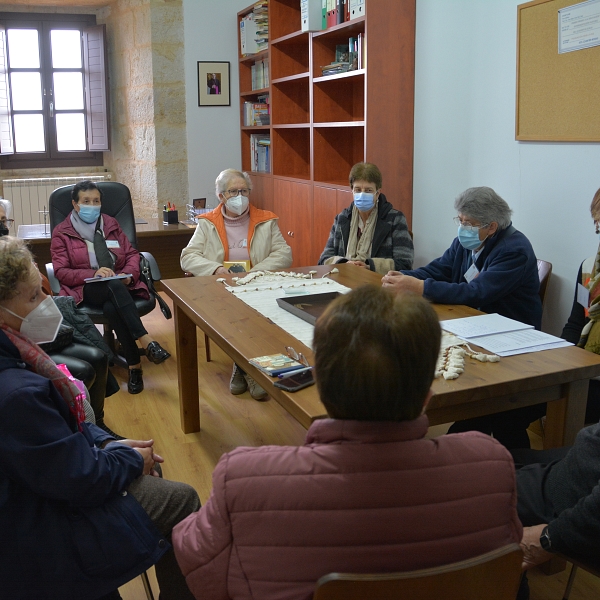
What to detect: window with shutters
<box><xmin>0</xmin><ymin>13</ymin><xmax>109</xmax><ymax>169</ymax></box>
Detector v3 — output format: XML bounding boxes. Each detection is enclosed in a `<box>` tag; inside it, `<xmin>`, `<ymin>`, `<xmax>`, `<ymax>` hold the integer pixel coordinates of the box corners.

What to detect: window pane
<box><xmin>10</xmin><ymin>72</ymin><xmax>43</xmax><ymax>110</ymax></box>
<box><xmin>56</xmin><ymin>113</ymin><xmax>86</xmax><ymax>151</ymax></box>
<box><xmin>7</xmin><ymin>29</ymin><xmax>40</xmax><ymax>69</ymax></box>
<box><xmin>50</xmin><ymin>29</ymin><xmax>82</xmax><ymax>69</ymax></box>
<box><xmin>53</xmin><ymin>72</ymin><xmax>84</xmax><ymax>110</ymax></box>
<box><xmin>13</xmin><ymin>114</ymin><xmax>45</xmax><ymax>152</ymax></box>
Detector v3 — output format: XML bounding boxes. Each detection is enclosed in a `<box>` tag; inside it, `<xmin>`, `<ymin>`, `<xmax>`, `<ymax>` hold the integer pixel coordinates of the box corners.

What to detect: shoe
<box><xmin>244</xmin><ymin>373</ymin><xmax>268</xmax><ymax>401</ymax></box>
<box><xmin>96</xmin><ymin>420</ymin><xmax>126</xmax><ymax>441</ymax></box>
<box><xmin>146</xmin><ymin>341</ymin><xmax>171</xmax><ymax>365</ymax></box>
<box><xmin>128</xmin><ymin>368</ymin><xmax>144</xmax><ymax>394</ymax></box>
<box><xmin>230</xmin><ymin>363</ymin><xmax>247</xmax><ymax>395</ymax></box>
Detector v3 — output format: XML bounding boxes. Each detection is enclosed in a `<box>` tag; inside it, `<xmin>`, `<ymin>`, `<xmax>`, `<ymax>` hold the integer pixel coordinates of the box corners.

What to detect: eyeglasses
<box><xmin>0</xmin><ymin>218</ymin><xmax>14</xmax><ymax>228</ymax></box>
<box><xmin>285</xmin><ymin>346</ymin><xmax>310</xmax><ymax>367</ymax></box>
<box><xmin>453</xmin><ymin>216</ymin><xmax>489</xmax><ymax>232</ymax></box>
<box><xmin>224</xmin><ymin>188</ymin><xmax>250</xmax><ymax>197</ymax></box>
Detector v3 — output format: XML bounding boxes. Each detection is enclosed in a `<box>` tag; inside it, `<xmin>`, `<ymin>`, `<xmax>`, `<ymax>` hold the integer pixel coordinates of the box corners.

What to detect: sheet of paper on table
<box><xmin>440</xmin><ymin>313</ymin><xmax>572</xmax><ymax>357</ymax></box>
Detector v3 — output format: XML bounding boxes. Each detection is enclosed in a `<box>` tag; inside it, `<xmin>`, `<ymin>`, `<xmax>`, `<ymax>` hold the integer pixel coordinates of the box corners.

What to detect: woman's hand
<box><xmin>119</xmin><ymin>273</ymin><xmax>132</xmax><ymax>285</ymax></box>
<box><xmin>347</xmin><ymin>260</ymin><xmax>369</xmax><ymax>268</ymax></box>
<box><xmin>94</xmin><ymin>267</ymin><xmax>115</xmax><ymax>278</ymax></box>
<box><xmin>214</xmin><ymin>266</ymin><xmax>228</xmax><ymax>275</ymax></box>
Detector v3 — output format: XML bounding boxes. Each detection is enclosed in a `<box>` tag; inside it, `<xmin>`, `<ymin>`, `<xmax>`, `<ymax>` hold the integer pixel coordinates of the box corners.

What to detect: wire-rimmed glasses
<box><xmin>453</xmin><ymin>216</ymin><xmax>489</xmax><ymax>232</ymax></box>
<box><xmin>285</xmin><ymin>346</ymin><xmax>310</xmax><ymax>367</ymax></box>
<box><xmin>0</xmin><ymin>217</ymin><xmax>14</xmax><ymax>229</ymax></box>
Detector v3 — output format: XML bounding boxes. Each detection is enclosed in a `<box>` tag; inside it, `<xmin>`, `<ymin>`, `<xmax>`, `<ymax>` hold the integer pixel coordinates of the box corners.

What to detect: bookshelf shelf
<box><xmin>238</xmin><ymin>0</ymin><xmax>415</xmax><ymax>266</ymax></box>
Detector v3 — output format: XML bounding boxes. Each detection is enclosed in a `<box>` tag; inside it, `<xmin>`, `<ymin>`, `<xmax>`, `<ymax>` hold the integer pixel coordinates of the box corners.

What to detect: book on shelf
<box><xmin>335</xmin><ymin>44</ymin><xmax>349</xmax><ymax>63</ymax></box>
<box><xmin>251</xmin><ymin>58</ymin><xmax>269</xmax><ymax>90</ymax></box>
<box><xmin>336</xmin><ymin>0</ymin><xmax>346</xmax><ymax>24</ymax></box>
<box><xmin>320</xmin><ymin>61</ymin><xmax>350</xmax><ymax>76</ymax></box>
<box><xmin>240</xmin><ymin>1</ymin><xmax>269</xmax><ymax>57</ymax></box>
<box><xmin>244</xmin><ymin>102</ymin><xmax>270</xmax><ymax>126</ymax></box>
<box><xmin>349</xmin><ymin>0</ymin><xmax>365</xmax><ymax>20</ymax></box>
<box><xmin>240</xmin><ymin>14</ymin><xmax>258</xmax><ymax>56</ymax></box>
<box><xmin>250</xmin><ymin>133</ymin><xmax>271</xmax><ymax>173</ymax></box>
<box><xmin>301</xmin><ymin>0</ymin><xmax>325</xmax><ymax>32</ymax></box>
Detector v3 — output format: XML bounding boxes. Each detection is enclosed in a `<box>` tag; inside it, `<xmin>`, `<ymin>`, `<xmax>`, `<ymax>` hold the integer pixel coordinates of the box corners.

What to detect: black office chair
<box><xmin>45</xmin><ymin>182</ymin><xmax>161</xmax><ymax>367</ymax></box>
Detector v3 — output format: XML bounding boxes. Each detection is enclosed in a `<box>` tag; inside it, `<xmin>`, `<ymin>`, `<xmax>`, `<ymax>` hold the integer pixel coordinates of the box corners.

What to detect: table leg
<box><xmin>544</xmin><ymin>379</ymin><xmax>588</xmax><ymax>449</ymax></box>
<box><xmin>173</xmin><ymin>303</ymin><xmax>200</xmax><ymax>433</ymax></box>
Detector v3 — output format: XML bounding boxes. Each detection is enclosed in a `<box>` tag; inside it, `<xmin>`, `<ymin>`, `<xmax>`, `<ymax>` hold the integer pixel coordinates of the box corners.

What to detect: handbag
<box><xmin>39</xmin><ymin>323</ymin><xmax>74</xmax><ymax>354</ymax></box>
<box><xmin>139</xmin><ymin>254</ymin><xmax>172</xmax><ymax>320</ymax></box>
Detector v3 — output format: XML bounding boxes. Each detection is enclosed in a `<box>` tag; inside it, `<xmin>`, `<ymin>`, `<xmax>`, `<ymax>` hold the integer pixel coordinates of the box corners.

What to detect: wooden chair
<box><xmin>313</xmin><ymin>544</ymin><xmax>523</xmax><ymax>600</ymax></box>
<box><xmin>537</xmin><ymin>259</ymin><xmax>552</xmax><ymax>308</ymax></box>
<box><xmin>556</xmin><ymin>553</ymin><xmax>600</xmax><ymax>600</ymax></box>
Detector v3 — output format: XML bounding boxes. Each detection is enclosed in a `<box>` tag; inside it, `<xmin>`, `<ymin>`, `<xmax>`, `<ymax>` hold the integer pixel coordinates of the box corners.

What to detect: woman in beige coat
<box><xmin>181</xmin><ymin>168</ymin><xmax>292</xmax><ymax>400</ymax></box>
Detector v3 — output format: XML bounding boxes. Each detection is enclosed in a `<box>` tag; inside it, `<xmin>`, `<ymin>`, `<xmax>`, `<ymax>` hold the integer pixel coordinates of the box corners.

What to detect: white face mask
<box><xmin>225</xmin><ymin>194</ymin><xmax>249</xmax><ymax>216</ymax></box>
<box><xmin>1</xmin><ymin>296</ymin><xmax>63</xmax><ymax>344</ymax></box>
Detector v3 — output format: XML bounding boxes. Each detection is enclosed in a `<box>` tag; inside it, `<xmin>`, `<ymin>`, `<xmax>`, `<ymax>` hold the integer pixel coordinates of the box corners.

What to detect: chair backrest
<box><xmin>537</xmin><ymin>259</ymin><xmax>552</xmax><ymax>307</ymax></box>
<box><xmin>313</xmin><ymin>544</ymin><xmax>523</xmax><ymax>600</ymax></box>
<box><xmin>49</xmin><ymin>182</ymin><xmax>138</xmax><ymax>248</ymax></box>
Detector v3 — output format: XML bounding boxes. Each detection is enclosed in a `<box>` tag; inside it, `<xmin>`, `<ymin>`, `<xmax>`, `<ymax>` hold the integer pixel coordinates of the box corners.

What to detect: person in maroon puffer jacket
<box><xmin>51</xmin><ymin>180</ymin><xmax>170</xmax><ymax>394</ymax></box>
<box><xmin>172</xmin><ymin>286</ymin><xmax>522</xmax><ymax>600</ymax></box>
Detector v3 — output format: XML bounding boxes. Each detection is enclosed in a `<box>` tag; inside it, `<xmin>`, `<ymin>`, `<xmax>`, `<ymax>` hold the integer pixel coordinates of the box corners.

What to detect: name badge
<box><xmin>577</xmin><ymin>283</ymin><xmax>590</xmax><ymax>308</ymax></box>
<box><xmin>464</xmin><ymin>263</ymin><xmax>479</xmax><ymax>283</ymax></box>
<box><xmin>106</xmin><ymin>240</ymin><xmax>120</xmax><ymax>248</ymax></box>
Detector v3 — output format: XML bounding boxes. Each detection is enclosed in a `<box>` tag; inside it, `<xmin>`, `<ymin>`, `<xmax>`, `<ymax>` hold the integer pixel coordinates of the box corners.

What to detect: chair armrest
<box><xmin>140</xmin><ymin>252</ymin><xmax>161</xmax><ymax>281</ymax></box>
<box><xmin>45</xmin><ymin>263</ymin><xmax>62</xmax><ymax>295</ymax></box>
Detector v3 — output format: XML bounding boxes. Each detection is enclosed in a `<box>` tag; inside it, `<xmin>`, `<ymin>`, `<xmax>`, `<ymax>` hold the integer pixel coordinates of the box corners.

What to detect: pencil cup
<box><xmin>163</xmin><ymin>209</ymin><xmax>178</xmax><ymax>224</ymax></box>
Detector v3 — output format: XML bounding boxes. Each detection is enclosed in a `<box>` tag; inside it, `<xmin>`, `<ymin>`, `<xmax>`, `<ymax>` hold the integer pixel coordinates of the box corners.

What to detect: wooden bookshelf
<box><xmin>237</xmin><ymin>0</ymin><xmax>415</xmax><ymax>266</ymax></box>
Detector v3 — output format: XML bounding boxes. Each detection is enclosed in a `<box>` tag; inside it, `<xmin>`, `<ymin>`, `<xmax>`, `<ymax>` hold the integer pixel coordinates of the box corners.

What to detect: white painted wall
<box><xmin>183</xmin><ymin>0</ymin><xmax>250</xmax><ymax>209</ymax></box>
<box><xmin>414</xmin><ymin>0</ymin><xmax>600</xmax><ymax>334</ymax></box>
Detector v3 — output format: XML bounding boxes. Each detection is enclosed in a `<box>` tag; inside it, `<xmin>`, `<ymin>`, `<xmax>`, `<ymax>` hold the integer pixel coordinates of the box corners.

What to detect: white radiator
<box><xmin>2</xmin><ymin>173</ymin><xmax>113</xmax><ymax>232</ymax></box>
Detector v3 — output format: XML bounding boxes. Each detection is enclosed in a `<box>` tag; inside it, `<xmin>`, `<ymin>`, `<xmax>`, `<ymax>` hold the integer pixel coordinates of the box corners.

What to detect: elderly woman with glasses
<box><xmin>383</xmin><ymin>186</ymin><xmax>543</xmax><ymax>449</ymax></box>
<box><xmin>0</xmin><ymin>198</ymin><xmax>15</xmax><ymax>236</ymax></box>
<box><xmin>181</xmin><ymin>168</ymin><xmax>292</xmax><ymax>400</ymax></box>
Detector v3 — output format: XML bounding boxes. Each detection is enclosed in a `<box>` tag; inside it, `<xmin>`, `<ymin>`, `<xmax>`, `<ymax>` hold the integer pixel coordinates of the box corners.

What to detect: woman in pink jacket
<box><xmin>51</xmin><ymin>181</ymin><xmax>170</xmax><ymax>394</ymax></box>
<box><xmin>172</xmin><ymin>286</ymin><xmax>522</xmax><ymax>600</ymax></box>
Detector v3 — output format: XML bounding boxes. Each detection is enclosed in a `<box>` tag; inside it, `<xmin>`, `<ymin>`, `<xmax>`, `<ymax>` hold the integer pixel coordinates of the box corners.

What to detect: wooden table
<box><xmin>161</xmin><ymin>265</ymin><xmax>600</xmax><ymax>448</ymax></box>
<box><xmin>23</xmin><ymin>218</ymin><xmax>194</xmax><ymax>282</ymax></box>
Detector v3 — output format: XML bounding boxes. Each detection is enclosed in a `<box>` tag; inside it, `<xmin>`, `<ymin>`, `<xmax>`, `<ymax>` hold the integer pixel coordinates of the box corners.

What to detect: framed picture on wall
<box><xmin>198</xmin><ymin>61</ymin><xmax>230</xmax><ymax>107</ymax></box>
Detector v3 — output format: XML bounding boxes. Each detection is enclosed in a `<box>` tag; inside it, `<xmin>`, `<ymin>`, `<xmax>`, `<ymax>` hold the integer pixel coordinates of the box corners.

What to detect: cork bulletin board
<box><xmin>516</xmin><ymin>0</ymin><xmax>600</xmax><ymax>141</ymax></box>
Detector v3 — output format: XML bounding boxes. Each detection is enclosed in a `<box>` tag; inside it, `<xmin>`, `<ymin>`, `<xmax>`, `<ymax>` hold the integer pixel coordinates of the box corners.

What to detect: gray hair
<box><xmin>0</xmin><ymin>198</ymin><xmax>12</xmax><ymax>218</ymax></box>
<box><xmin>454</xmin><ymin>187</ymin><xmax>512</xmax><ymax>230</ymax></box>
<box><xmin>215</xmin><ymin>169</ymin><xmax>252</xmax><ymax>198</ymax></box>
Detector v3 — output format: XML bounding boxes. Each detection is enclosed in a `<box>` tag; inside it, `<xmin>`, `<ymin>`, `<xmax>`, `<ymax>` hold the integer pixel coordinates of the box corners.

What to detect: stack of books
<box><xmin>244</xmin><ymin>102</ymin><xmax>270</xmax><ymax>126</ymax></box>
<box><xmin>320</xmin><ymin>62</ymin><xmax>350</xmax><ymax>76</ymax></box>
<box><xmin>253</xmin><ymin>1</ymin><xmax>269</xmax><ymax>52</ymax></box>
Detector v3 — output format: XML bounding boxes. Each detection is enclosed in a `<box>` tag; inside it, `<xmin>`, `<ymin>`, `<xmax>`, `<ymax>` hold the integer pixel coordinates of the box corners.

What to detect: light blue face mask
<box><xmin>353</xmin><ymin>192</ymin><xmax>375</xmax><ymax>212</ymax></box>
<box><xmin>78</xmin><ymin>204</ymin><xmax>101</xmax><ymax>224</ymax></box>
<box><xmin>457</xmin><ymin>226</ymin><xmax>484</xmax><ymax>251</ymax></box>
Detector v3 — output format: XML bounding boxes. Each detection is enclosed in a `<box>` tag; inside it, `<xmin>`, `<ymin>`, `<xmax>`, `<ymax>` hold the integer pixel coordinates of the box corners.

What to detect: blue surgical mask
<box><xmin>78</xmin><ymin>204</ymin><xmax>101</xmax><ymax>224</ymax></box>
<box><xmin>458</xmin><ymin>226</ymin><xmax>484</xmax><ymax>251</ymax></box>
<box><xmin>353</xmin><ymin>192</ymin><xmax>375</xmax><ymax>212</ymax></box>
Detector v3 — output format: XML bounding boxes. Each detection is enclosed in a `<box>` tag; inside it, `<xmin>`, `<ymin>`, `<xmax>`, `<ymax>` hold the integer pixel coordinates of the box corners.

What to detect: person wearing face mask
<box><xmin>0</xmin><ymin>198</ymin><xmax>15</xmax><ymax>237</ymax></box>
<box><xmin>318</xmin><ymin>162</ymin><xmax>414</xmax><ymax>273</ymax></box>
<box><xmin>51</xmin><ymin>181</ymin><xmax>171</xmax><ymax>395</ymax></box>
<box><xmin>561</xmin><ymin>187</ymin><xmax>600</xmax><ymax>424</ymax></box>
<box><xmin>181</xmin><ymin>168</ymin><xmax>292</xmax><ymax>401</ymax></box>
<box><xmin>0</xmin><ymin>236</ymin><xmax>201</xmax><ymax>600</ymax></box>
<box><xmin>382</xmin><ymin>186</ymin><xmax>542</xmax><ymax>449</ymax></box>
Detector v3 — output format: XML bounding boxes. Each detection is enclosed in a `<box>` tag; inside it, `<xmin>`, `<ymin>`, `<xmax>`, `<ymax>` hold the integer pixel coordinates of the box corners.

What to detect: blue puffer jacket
<box><xmin>0</xmin><ymin>330</ymin><xmax>169</xmax><ymax>600</ymax></box>
<box><xmin>402</xmin><ymin>224</ymin><xmax>542</xmax><ymax>329</ymax></box>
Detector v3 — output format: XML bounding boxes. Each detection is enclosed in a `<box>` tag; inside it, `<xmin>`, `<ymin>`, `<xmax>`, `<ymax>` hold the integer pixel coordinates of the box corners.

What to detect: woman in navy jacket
<box><xmin>0</xmin><ymin>237</ymin><xmax>198</xmax><ymax>600</ymax></box>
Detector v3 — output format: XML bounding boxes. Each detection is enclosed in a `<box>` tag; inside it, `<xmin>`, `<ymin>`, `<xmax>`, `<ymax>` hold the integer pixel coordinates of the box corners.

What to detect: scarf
<box><xmin>578</xmin><ymin>249</ymin><xmax>600</xmax><ymax>353</ymax></box>
<box><xmin>70</xmin><ymin>211</ymin><xmax>115</xmax><ymax>270</ymax></box>
<box><xmin>345</xmin><ymin>201</ymin><xmax>379</xmax><ymax>262</ymax></box>
<box><xmin>1</xmin><ymin>324</ymin><xmax>85</xmax><ymax>429</ymax></box>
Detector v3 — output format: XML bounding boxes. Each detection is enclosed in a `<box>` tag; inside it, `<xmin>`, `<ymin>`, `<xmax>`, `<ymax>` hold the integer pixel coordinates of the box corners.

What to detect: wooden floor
<box><xmin>110</xmin><ymin>296</ymin><xmax>598</xmax><ymax>600</ymax></box>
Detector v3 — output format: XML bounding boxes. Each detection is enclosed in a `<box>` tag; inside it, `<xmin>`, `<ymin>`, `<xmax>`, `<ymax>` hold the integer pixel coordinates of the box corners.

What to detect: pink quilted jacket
<box><xmin>50</xmin><ymin>212</ymin><xmax>149</xmax><ymax>305</ymax></box>
<box><xmin>173</xmin><ymin>416</ymin><xmax>522</xmax><ymax>600</ymax></box>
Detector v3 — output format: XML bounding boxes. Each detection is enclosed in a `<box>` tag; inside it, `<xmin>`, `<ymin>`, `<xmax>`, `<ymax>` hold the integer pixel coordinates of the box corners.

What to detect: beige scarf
<box><xmin>345</xmin><ymin>203</ymin><xmax>378</xmax><ymax>262</ymax></box>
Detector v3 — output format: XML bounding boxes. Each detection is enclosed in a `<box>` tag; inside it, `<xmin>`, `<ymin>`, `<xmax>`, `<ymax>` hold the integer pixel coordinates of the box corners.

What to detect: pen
<box><xmin>163</xmin><ymin>204</ymin><xmax>167</xmax><ymax>211</ymax></box>
<box><xmin>278</xmin><ymin>366</ymin><xmax>312</xmax><ymax>378</ymax></box>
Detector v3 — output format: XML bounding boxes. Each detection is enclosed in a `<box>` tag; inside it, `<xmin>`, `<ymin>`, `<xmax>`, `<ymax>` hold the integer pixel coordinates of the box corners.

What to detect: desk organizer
<box><xmin>163</xmin><ymin>209</ymin><xmax>179</xmax><ymax>224</ymax></box>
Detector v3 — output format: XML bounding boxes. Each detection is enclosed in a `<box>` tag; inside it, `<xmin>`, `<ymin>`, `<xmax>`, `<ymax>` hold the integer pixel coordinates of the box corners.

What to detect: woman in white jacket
<box><xmin>181</xmin><ymin>168</ymin><xmax>292</xmax><ymax>400</ymax></box>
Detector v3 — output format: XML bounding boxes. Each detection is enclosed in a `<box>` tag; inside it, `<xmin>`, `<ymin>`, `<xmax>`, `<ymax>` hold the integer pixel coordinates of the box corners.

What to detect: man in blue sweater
<box><xmin>382</xmin><ymin>186</ymin><xmax>543</xmax><ymax>448</ymax></box>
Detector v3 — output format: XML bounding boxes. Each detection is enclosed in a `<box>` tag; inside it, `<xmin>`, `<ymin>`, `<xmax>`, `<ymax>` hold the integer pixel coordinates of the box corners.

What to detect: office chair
<box><xmin>46</xmin><ymin>182</ymin><xmax>161</xmax><ymax>367</ymax></box>
<box><xmin>313</xmin><ymin>543</ymin><xmax>523</xmax><ymax>600</ymax></box>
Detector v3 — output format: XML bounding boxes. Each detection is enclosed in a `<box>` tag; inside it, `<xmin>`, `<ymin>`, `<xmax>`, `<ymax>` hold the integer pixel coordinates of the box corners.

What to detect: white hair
<box><xmin>214</xmin><ymin>169</ymin><xmax>252</xmax><ymax>198</ymax></box>
<box><xmin>0</xmin><ymin>198</ymin><xmax>12</xmax><ymax>218</ymax></box>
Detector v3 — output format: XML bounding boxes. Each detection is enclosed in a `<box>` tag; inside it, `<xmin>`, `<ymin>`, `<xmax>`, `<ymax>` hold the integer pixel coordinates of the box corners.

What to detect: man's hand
<box><xmin>111</xmin><ymin>438</ymin><xmax>165</xmax><ymax>477</ymax></box>
<box><xmin>520</xmin><ymin>524</ymin><xmax>552</xmax><ymax>570</ymax></box>
<box><xmin>381</xmin><ymin>271</ymin><xmax>425</xmax><ymax>295</ymax></box>
<box><xmin>347</xmin><ymin>260</ymin><xmax>369</xmax><ymax>268</ymax></box>
<box><xmin>214</xmin><ymin>266</ymin><xmax>228</xmax><ymax>275</ymax></box>
<box><xmin>94</xmin><ymin>267</ymin><xmax>116</xmax><ymax>278</ymax></box>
